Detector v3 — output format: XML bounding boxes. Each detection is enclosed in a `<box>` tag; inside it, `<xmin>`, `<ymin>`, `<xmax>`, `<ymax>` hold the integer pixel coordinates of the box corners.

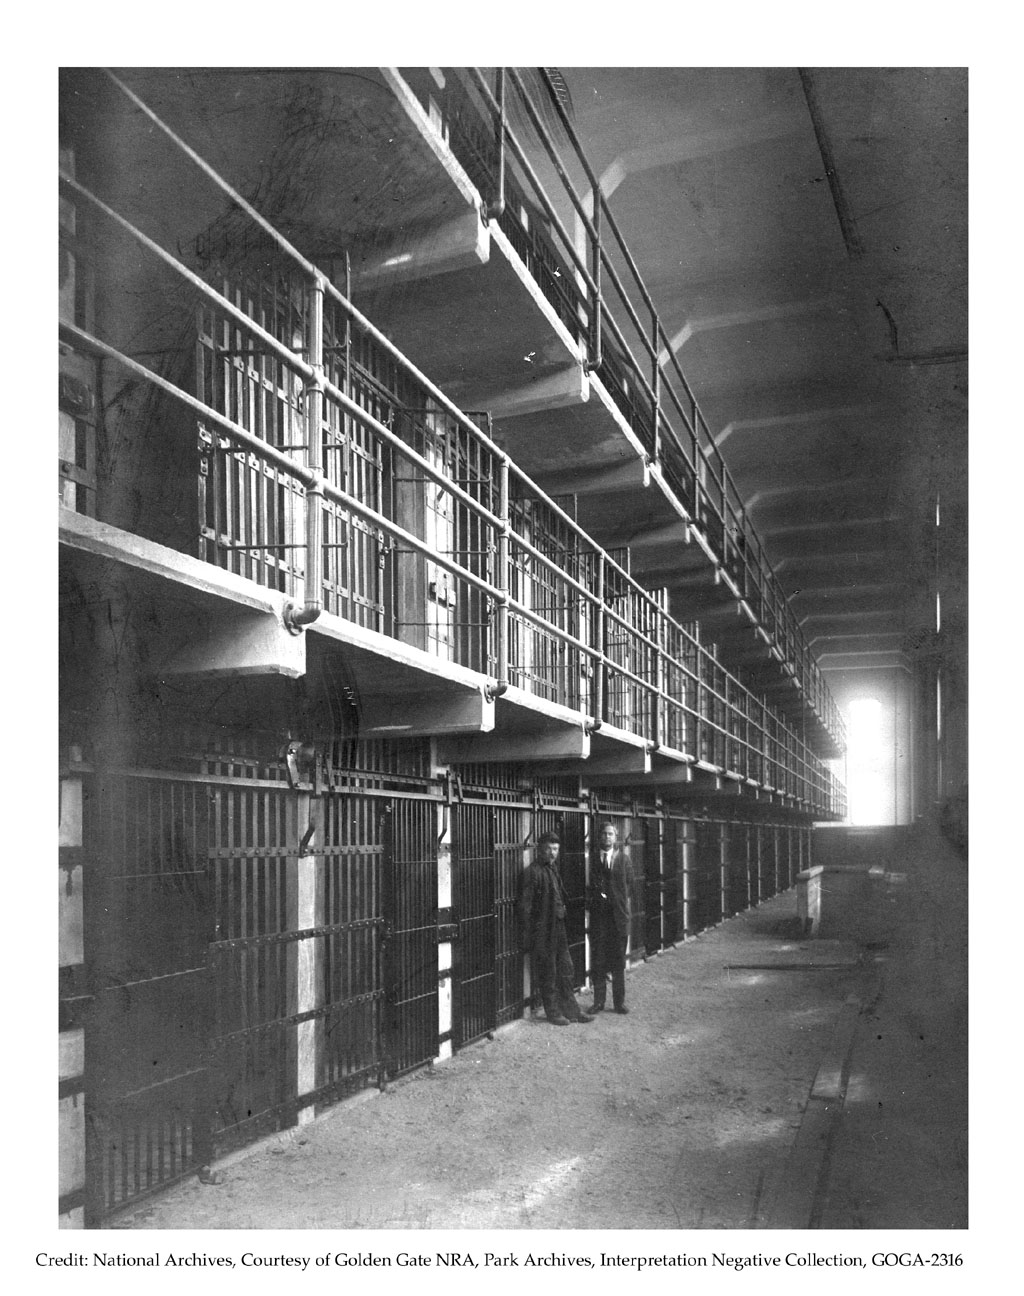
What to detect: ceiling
<box><xmin>559</xmin><ymin>67</ymin><xmax>967</xmax><ymax>680</ymax></box>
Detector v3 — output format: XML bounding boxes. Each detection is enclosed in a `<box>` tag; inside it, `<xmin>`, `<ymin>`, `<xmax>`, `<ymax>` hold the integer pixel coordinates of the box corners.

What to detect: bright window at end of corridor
<box><xmin>846</xmin><ymin>697</ymin><xmax>890</xmax><ymax>826</ymax></box>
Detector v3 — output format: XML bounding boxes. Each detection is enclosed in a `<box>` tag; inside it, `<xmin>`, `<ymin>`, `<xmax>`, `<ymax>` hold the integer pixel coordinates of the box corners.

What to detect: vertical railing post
<box><xmin>287</xmin><ymin>272</ymin><xmax>325</xmax><ymax>630</ymax></box>
<box><xmin>738</xmin><ymin>503</ymin><xmax>749</xmax><ymax>600</ymax></box>
<box><xmin>651</xmin><ymin>310</ymin><xmax>662</xmax><ymax>468</ymax></box>
<box><xmin>487</xmin><ymin>68</ymin><xmax>506</xmax><ymax>221</ymax></box>
<box><xmin>652</xmin><ymin>599</ymin><xmax>664</xmax><ymax>751</ymax></box>
<box><xmin>489</xmin><ymin>455</ymin><xmax>510</xmax><ymax>697</ymax></box>
<box><xmin>592</xmin><ymin>551</ymin><xmax>605</xmax><ymax>730</ymax></box>
<box><xmin>719</xmin><ymin>822</ymin><xmax>728</xmax><ymax>922</ymax></box>
<box><xmin>718</xmin><ymin>454</ymin><xmax>728</xmax><ymax>564</ymax></box>
<box><xmin>308</xmin><ymin>276</ymin><xmax>325</xmax><ymax>606</ymax></box>
<box><xmin>343</xmin><ymin>250</ymin><xmax>352</xmax><ymax>431</ymax></box>
<box><xmin>589</xmin><ymin>182</ymin><xmax>603</xmax><ymax>371</ymax></box>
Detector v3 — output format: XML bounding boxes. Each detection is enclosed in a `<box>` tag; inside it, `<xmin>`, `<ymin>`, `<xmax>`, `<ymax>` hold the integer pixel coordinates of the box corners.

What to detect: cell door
<box><xmin>452</xmin><ymin>804</ymin><xmax>497</xmax><ymax>1048</ymax></box>
<box><xmin>754</xmin><ymin>824</ymin><xmax>769</xmax><ymax>902</ymax></box>
<box><xmin>322</xmin><ymin>311</ymin><xmax>390</xmax><ymax>633</ymax></box>
<box><xmin>321</xmin><ymin>416</ymin><xmax>388</xmax><ymax>632</ymax></box>
<box><xmin>722</xmin><ymin>823</ymin><xmax>747</xmax><ymax>918</ymax></box>
<box><xmin>770</xmin><ymin>826</ymin><xmax>783</xmax><ymax>895</ymax></box>
<box><xmin>196</xmin><ymin>272</ymin><xmax>307</xmax><ymax>597</ymax></box>
<box><xmin>493</xmin><ymin>806</ymin><xmax>526</xmax><ymax>1024</ymax></box>
<box><xmin>207</xmin><ymin>780</ymin><xmax>298</xmax><ymax>1153</ymax></box>
<box><xmin>383</xmin><ymin>799</ymin><xmax>439</xmax><ymax>1078</ymax></box>
<box><xmin>661</xmin><ymin>818</ymin><xmax>686</xmax><ymax>945</ymax></box>
<box><xmin>319</xmin><ymin>793</ymin><xmax>386</xmax><ymax>1101</ymax></box>
<box><xmin>678</xmin><ymin>820</ymin><xmax>698</xmax><ymax>936</ymax></box>
<box><xmin>622</xmin><ymin>816</ymin><xmax>649</xmax><ymax>963</ymax></box>
<box><xmin>692</xmin><ymin>820</ymin><xmax>724</xmax><ymax>933</ymax></box>
<box><xmin>739</xmin><ymin>824</ymin><xmax>756</xmax><ymax>911</ymax></box>
<box><xmin>641</xmin><ymin>817</ymin><xmax>664</xmax><ymax>955</ymax></box>
<box><xmin>792</xmin><ymin>827</ymin><xmax>802</xmax><ymax>887</ymax></box>
<box><xmin>83</xmin><ymin>773</ymin><xmax>213</xmax><ymax>1224</ymax></box>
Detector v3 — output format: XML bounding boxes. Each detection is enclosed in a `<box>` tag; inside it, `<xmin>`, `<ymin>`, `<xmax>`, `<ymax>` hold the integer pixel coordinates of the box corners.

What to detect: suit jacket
<box><xmin>516</xmin><ymin>860</ymin><xmax>567</xmax><ymax>955</ymax></box>
<box><xmin>589</xmin><ymin>845</ymin><xmax>632</xmax><ymax>939</ymax></box>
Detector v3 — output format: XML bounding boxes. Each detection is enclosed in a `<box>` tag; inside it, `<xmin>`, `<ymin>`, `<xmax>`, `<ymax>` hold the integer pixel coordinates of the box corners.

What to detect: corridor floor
<box><xmin>114</xmin><ymin>831</ymin><xmax>967</xmax><ymax>1232</ymax></box>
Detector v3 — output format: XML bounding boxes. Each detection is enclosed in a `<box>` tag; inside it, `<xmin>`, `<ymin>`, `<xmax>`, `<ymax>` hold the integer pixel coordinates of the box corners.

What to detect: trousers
<box><xmin>590</xmin><ymin>905</ymin><xmax>628</xmax><ymax>1007</ymax></box>
<box><xmin>531</xmin><ymin>920</ymin><xmax>584</xmax><ymax>1020</ymax></box>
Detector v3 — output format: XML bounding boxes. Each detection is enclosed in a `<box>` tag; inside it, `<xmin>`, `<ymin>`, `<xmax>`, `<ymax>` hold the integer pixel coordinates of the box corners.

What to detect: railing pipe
<box><xmin>590</xmin><ymin>181</ymin><xmax>603</xmax><ymax>371</ymax></box>
<box><xmin>96</xmin><ymin>65</ymin><xmax>522</xmax><ymax>539</ymax></box>
<box><xmin>469</xmin><ymin>68</ymin><xmax>839</xmax><ymax>743</ymax></box>
<box><xmin>485</xmin><ymin>77</ymin><xmax>620</xmax><ymax>373</ymax></box>
<box><xmin>466</xmin><ymin>69</ymin><xmax>600</xmax><ymax>304</ymax></box>
<box><xmin>651</xmin><ymin>311</ymin><xmax>662</xmax><ymax>465</ymax></box>
<box><xmin>592</xmin><ymin>552</ymin><xmax>606</xmax><ymax>731</ymax></box>
<box><xmin>450</xmin><ymin>84</ymin><xmax>827</xmax><ymax>734</ymax></box>
<box><xmin>486</xmin><ymin>68</ymin><xmax>506</xmax><ymax>221</ymax></box>
<box><xmin>59</xmin><ymin>320</ymin><xmax>317</xmax><ymax>487</ymax></box>
<box><xmin>343</xmin><ymin>250</ymin><xmax>352</xmax><ymax>442</ymax></box>
<box><xmin>60</xmin><ymin>326</ymin><xmax>503</xmax><ymax>613</ymax></box>
<box><xmin>533</xmin><ymin>67</ymin><xmax>664</xmax><ymax>344</ymax></box>
<box><xmin>652</xmin><ymin>608</ymin><xmax>664</xmax><ymax>752</ymax></box>
<box><xmin>58</xmin><ymin>170</ymin><xmax>314</xmax><ymax>384</ymax></box>
<box><xmin>487</xmin><ymin>69</ymin><xmax>602</xmax><ymax>256</ymax></box>
<box><xmin>491</xmin><ymin>455</ymin><xmax>511</xmax><ymax>698</ymax></box>
<box><xmin>65</xmin><ymin>73</ymin><xmax>845</xmax><ymax>765</ymax></box>
<box><xmin>102</xmin><ymin>69</ymin><xmax>321</xmax><ymax>281</ymax></box>
<box><xmin>286</xmin><ymin>273</ymin><xmax>326</xmax><ymax>631</ymax></box>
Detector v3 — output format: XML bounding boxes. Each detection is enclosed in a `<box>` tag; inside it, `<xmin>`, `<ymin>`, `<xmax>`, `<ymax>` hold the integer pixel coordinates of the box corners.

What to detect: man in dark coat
<box><xmin>588</xmin><ymin>821</ymin><xmax>633</xmax><ymax>1014</ymax></box>
<box><xmin>517</xmin><ymin>831</ymin><xmax>593</xmax><ymax>1026</ymax></box>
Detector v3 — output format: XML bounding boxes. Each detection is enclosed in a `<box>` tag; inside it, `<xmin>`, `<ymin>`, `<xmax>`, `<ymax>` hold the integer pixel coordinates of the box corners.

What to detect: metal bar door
<box><xmin>722</xmin><ymin>822</ymin><xmax>748</xmax><ymax>919</ymax></box>
<box><xmin>680</xmin><ymin>819</ymin><xmax>697</xmax><ymax>937</ymax></box>
<box><xmin>755</xmin><ymin>824</ymin><xmax>768</xmax><ymax>903</ymax></box>
<box><xmin>319</xmin><ymin>792</ymin><xmax>386</xmax><ymax>1100</ymax></box>
<box><xmin>383</xmin><ymin>798</ymin><xmax>439</xmax><ymax>1078</ymax></box>
<box><xmin>207</xmin><ymin>781</ymin><xmax>297</xmax><ymax>1152</ymax></box>
<box><xmin>452</xmin><ymin>803</ymin><xmax>497</xmax><ymax>1048</ymax></box>
<box><xmin>642</xmin><ymin>816</ymin><xmax>664</xmax><ymax>955</ymax></box>
<box><xmin>494</xmin><ymin>806</ymin><xmax>526</xmax><ymax>1024</ymax></box>
<box><xmin>661</xmin><ymin>817</ymin><xmax>685</xmax><ymax>944</ymax></box>
<box><xmin>693</xmin><ymin>819</ymin><xmax>723</xmax><ymax>932</ymax></box>
<box><xmin>83</xmin><ymin>773</ymin><xmax>213</xmax><ymax>1224</ymax></box>
<box><xmin>622</xmin><ymin>815</ymin><xmax>647</xmax><ymax>964</ymax></box>
<box><xmin>771</xmin><ymin>826</ymin><xmax>782</xmax><ymax>895</ymax></box>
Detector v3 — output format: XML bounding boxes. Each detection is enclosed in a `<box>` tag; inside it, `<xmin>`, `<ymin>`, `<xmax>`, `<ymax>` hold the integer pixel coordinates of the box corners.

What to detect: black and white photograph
<box><xmin>50</xmin><ymin>46</ymin><xmax>976</xmax><ymax>1264</ymax></box>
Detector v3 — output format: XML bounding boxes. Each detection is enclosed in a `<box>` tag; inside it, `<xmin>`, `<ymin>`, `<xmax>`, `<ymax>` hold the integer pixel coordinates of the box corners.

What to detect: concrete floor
<box><xmin>112</xmin><ymin>826</ymin><xmax>967</xmax><ymax>1235</ymax></box>
<box><xmin>814</xmin><ymin>829</ymin><xmax>967</xmax><ymax>1229</ymax></box>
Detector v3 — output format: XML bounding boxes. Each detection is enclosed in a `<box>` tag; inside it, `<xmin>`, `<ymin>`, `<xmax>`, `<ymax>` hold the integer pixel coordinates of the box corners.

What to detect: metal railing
<box><xmin>399</xmin><ymin>67</ymin><xmax>845</xmax><ymax>755</ymax></box>
<box><xmin>58</xmin><ymin>69</ymin><xmax>846</xmax><ymax>821</ymax></box>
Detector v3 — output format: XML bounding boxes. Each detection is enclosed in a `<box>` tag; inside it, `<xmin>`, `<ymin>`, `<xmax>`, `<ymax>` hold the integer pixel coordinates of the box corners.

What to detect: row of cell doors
<box><xmin>80</xmin><ymin>771</ymin><xmax>807</xmax><ymax>1223</ymax></box>
<box><xmin>79</xmin><ymin>776</ymin><xmax>544</xmax><ymax>1223</ymax></box>
<box><xmin>81</xmin><ymin>776</ymin><xmax>438</xmax><ymax>1223</ymax></box>
<box><xmin>633</xmin><ymin>817</ymin><xmax>810</xmax><ymax>956</ymax></box>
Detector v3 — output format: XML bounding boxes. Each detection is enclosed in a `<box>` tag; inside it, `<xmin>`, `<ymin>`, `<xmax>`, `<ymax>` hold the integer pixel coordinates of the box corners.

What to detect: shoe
<box><xmin>590</xmin><ymin>1004</ymin><xmax>605</xmax><ymax>1014</ymax></box>
<box><xmin>547</xmin><ymin>1014</ymin><xmax>571</xmax><ymax>1026</ymax></box>
<box><xmin>613</xmin><ymin>1005</ymin><xmax>630</xmax><ymax>1015</ymax></box>
<box><xmin>575</xmin><ymin>1012</ymin><xmax>594</xmax><ymax>1023</ymax></box>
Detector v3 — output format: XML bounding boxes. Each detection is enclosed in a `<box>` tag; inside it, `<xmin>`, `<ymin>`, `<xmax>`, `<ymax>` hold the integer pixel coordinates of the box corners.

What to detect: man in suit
<box><xmin>517</xmin><ymin>831</ymin><xmax>593</xmax><ymax>1026</ymax></box>
<box><xmin>588</xmin><ymin>821</ymin><xmax>633</xmax><ymax>1014</ymax></box>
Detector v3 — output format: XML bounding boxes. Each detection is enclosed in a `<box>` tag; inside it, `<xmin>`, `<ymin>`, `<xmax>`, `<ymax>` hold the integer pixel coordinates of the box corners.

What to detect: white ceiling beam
<box><xmin>716</xmin><ymin>404</ymin><xmax>877</xmax><ymax>450</ymax></box>
<box><xmin>659</xmin><ymin>297</ymin><xmax>831</xmax><ymax>363</ymax></box>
